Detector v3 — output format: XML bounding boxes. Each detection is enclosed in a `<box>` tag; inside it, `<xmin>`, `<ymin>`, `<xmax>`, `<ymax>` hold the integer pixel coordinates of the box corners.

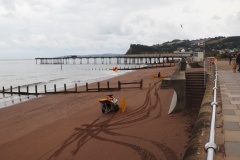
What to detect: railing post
<box><xmin>54</xmin><ymin>84</ymin><xmax>56</xmax><ymax>93</ymax></box>
<box><xmin>118</xmin><ymin>81</ymin><xmax>121</xmax><ymax>90</ymax></box>
<box><xmin>86</xmin><ymin>83</ymin><xmax>88</xmax><ymax>92</ymax></box>
<box><xmin>18</xmin><ymin>86</ymin><xmax>20</xmax><ymax>96</ymax></box>
<box><xmin>2</xmin><ymin>87</ymin><xmax>4</xmax><ymax>96</ymax></box>
<box><xmin>75</xmin><ymin>83</ymin><xmax>77</xmax><ymax>93</ymax></box>
<box><xmin>98</xmin><ymin>82</ymin><xmax>100</xmax><ymax>91</ymax></box>
<box><xmin>64</xmin><ymin>84</ymin><xmax>67</xmax><ymax>93</ymax></box>
<box><xmin>44</xmin><ymin>85</ymin><xmax>47</xmax><ymax>93</ymax></box>
<box><xmin>10</xmin><ymin>86</ymin><xmax>12</xmax><ymax>96</ymax></box>
<box><xmin>27</xmin><ymin>86</ymin><xmax>29</xmax><ymax>98</ymax></box>
<box><xmin>107</xmin><ymin>81</ymin><xmax>110</xmax><ymax>90</ymax></box>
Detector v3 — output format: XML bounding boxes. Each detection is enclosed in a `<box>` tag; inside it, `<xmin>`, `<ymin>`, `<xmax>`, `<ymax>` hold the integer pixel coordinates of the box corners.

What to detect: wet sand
<box><xmin>0</xmin><ymin>66</ymin><xmax>196</xmax><ymax>160</ymax></box>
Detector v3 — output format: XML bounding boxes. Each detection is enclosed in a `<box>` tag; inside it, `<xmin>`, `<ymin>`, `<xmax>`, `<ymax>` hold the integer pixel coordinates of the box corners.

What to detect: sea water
<box><xmin>0</xmin><ymin>59</ymin><xmax>143</xmax><ymax>109</ymax></box>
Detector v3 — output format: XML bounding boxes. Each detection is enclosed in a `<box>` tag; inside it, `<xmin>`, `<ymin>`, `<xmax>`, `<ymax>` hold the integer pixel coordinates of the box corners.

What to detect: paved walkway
<box><xmin>218</xmin><ymin>61</ymin><xmax>240</xmax><ymax>160</ymax></box>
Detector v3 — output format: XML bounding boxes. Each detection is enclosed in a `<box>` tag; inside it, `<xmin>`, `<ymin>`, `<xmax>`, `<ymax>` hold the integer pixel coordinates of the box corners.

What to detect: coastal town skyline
<box><xmin>0</xmin><ymin>0</ymin><xmax>240</xmax><ymax>59</ymax></box>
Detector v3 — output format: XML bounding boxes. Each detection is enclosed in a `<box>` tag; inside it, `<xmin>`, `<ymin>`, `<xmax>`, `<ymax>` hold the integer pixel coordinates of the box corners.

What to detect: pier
<box><xmin>35</xmin><ymin>53</ymin><xmax>193</xmax><ymax>65</ymax></box>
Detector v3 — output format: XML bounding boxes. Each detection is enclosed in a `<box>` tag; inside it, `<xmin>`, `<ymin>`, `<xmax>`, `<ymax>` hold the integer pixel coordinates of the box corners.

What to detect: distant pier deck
<box><xmin>35</xmin><ymin>53</ymin><xmax>191</xmax><ymax>65</ymax></box>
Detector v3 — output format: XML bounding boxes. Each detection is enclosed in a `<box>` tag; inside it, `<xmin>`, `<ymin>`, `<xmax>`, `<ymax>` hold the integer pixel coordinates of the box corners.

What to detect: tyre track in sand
<box><xmin>48</xmin><ymin>80</ymin><xmax>178</xmax><ymax>160</ymax></box>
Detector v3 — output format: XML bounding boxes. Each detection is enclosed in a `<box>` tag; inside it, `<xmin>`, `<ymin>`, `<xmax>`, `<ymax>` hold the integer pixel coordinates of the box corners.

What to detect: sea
<box><xmin>0</xmin><ymin>58</ymin><xmax>143</xmax><ymax>109</ymax></box>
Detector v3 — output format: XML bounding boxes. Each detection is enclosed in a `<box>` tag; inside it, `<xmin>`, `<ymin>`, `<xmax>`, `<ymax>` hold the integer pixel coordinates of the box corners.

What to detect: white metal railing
<box><xmin>205</xmin><ymin>61</ymin><xmax>218</xmax><ymax>159</ymax></box>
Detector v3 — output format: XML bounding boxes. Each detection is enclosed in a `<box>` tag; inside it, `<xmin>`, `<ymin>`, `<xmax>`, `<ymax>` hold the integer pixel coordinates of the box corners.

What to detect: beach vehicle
<box><xmin>98</xmin><ymin>94</ymin><xmax>119</xmax><ymax>113</ymax></box>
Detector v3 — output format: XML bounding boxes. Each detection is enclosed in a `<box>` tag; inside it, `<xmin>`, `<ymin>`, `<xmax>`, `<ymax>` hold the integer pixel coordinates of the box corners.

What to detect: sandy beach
<box><xmin>0</xmin><ymin>66</ymin><xmax>196</xmax><ymax>160</ymax></box>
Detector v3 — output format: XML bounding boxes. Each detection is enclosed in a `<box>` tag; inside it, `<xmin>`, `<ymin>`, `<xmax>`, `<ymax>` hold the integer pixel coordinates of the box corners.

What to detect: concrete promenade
<box><xmin>218</xmin><ymin>60</ymin><xmax>240</xmax><ymax>160</ymax></box>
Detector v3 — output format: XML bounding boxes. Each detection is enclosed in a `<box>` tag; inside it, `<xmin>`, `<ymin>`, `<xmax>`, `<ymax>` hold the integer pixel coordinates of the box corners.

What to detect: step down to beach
<box><xmin>161</xmin><ymin>78</ymin><xmax>171</xmax><ymax>89</ymax></box>
<box><xmin>185</xmin><ymin>69</ymin><xmax>206</xmax><ymax>109</ymax></box>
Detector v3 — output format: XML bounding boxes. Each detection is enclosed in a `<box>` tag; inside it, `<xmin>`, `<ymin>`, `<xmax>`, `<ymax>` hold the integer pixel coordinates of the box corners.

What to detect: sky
<box><xmin>0</xmin><ymin>0</ymin><xmax>240</xmax><ymax>59</ymax></box>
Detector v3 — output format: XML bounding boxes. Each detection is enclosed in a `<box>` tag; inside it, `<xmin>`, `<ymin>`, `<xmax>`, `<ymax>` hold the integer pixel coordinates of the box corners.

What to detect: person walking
<box><xmin>228</xmin><ymin>52</ymin><xmax>232</xmax><ymax>65</ymax></box>
<box><xmin>236</xmin><ymin>52</ymin><xmax>240</xmax><ymax>72</ymax></box>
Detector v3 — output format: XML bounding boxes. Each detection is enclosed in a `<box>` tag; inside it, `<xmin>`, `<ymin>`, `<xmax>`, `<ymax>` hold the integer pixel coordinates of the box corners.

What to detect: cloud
<box><xmin>182</xmin><ymin>5</ymin><xmax>201</xmax><ymax>13</ymax></box>
<box><xmin>11</xmin><ymin>33</ymin><xmax>48</xmax><ymax>48</ymax></box>
<box><xmin>237</xmin><ymin>12</ymin><xmax>240</xmax><ymax>22</ymax></box>
<box><xmin>0</xmin><ymin>41</ymin><xmax>9</xmax><ymax>48</ymax></box>
<box><xmin>212</xmin><ymin>15</ymin><xmax>222</xmax><ymax>20</ymax></box>
<box><xmin>0</xmin><ymin>0</ymin><xmax>240</xmax><ymax>59</ymax></box>
<box><xmin>1</xmin><ymin>0</ymin><xmax>16</xmax><ymax>11</ymax></box>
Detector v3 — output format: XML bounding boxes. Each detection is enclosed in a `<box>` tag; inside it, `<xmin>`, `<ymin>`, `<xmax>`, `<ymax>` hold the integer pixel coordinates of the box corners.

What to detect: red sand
<box><xmin>0</xmin><ymin>66</ymin><xmax>196</xmax><ymax>160</ymax></box>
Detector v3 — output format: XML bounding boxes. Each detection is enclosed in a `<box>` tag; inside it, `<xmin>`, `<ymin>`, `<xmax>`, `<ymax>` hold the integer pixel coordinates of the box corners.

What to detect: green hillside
<box><xmin>126</xmin><ymin>36</ymin><xmax>240</xmax><ymax>55</ymax></box>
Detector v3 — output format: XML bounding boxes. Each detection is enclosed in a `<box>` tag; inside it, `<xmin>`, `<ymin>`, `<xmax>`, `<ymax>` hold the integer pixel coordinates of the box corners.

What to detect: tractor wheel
<box><xmin>102</xmin><ymin>105</ymin><xmax>107</xmax><ymax>114</ymax></box>
<box><xmin>114</xmin><ymin>104</ymin><xmax>119</xmax><ymax>112</ymax></box>
<box><xmin>102</xmin><ymin>108</ymin><xmax>106</xmax><ymax>113</ymax></box>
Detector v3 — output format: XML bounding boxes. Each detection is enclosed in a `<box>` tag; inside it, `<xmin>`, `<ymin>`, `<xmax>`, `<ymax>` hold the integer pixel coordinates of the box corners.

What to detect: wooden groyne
<box><xmin>1</xmin><ymin>80</ymin><xmax>143</xmax><ymax>97</ymax></box>
<box><xmin>110</xmin><ymin>63</ymin><xmax>176</xmax><ymax>70</ymax></box>
<box><xmin>86</xmin><ymin>80</ymin><xmax>142</xmax><ymax>92</ymax></box>
<box><xmin>1</xmin><ymin>84</ymin><xmax>78</xmax><ymax>97</ymax></box>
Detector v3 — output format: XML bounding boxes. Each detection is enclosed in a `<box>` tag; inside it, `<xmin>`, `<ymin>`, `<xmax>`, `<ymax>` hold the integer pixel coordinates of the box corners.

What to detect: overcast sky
<box><xmin>0</xmin><ymin>0</ymin><xmax>240</xmax><ymax>59</ymax></box>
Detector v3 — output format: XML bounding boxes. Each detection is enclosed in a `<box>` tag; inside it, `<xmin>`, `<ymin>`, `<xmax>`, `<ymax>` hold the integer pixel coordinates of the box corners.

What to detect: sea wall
<box><xmin>170</xmin><ymin>69</ymin><xmax>186</xmax><ymax>113</ymax></box>
<box><xmin>183</xmin><ymin>65</ymin><xmax>224</xmax><ymax>159</ymax></box>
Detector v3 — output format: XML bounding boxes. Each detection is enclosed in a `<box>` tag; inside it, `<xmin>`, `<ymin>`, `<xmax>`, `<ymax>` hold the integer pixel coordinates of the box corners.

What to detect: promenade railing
<box><xmin>204</xmin><ymin>60</ymin><xmax>218</xmax><ymax>159</ymax></box>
